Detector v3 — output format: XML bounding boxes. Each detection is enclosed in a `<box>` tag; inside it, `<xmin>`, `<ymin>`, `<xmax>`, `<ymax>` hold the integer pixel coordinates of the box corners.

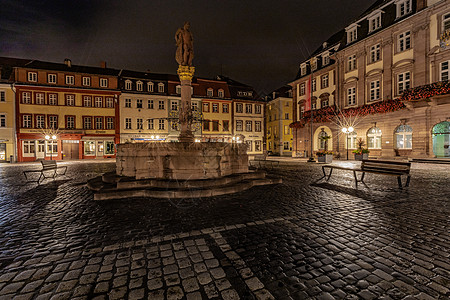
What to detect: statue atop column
<box><xmin>175</xmin><ymin>22</ymin><xmax>194</xmax><ymax>66</ymax></box>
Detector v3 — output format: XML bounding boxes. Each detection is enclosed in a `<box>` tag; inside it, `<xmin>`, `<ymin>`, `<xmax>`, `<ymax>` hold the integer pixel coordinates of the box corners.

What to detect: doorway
<box><xmin>62</xmin><ymin>140</ymin><xmax>79</xmax><ymax>160</ymax></box>
<box><xmin>432</xmin><ymin>121</ymin><xmax>450</xmax><ymax>158</ymax></box>
<box><xmin>36</xmin><ymin>140</ymin><xmax>45</xmax><ymax>159</ymax></box>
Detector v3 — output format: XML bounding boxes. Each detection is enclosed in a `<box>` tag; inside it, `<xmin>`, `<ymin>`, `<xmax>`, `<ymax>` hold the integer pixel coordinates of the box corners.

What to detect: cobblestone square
<box><xmin>0</xmin><ymin>160</ymin><xmax>448</xmax><ymax>299</ymax></box>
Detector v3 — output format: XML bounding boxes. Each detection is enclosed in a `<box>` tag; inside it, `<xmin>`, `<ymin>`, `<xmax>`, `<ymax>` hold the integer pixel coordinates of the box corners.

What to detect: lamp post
<box><xmin>45</xmin><ymin>134</ymin><xmax>57</xmax><ymax>160</ymax></box>
<box><xmin>341</xmin><ymin>127</ymin><xmax>354</xmax><ymax>160</ymax></box>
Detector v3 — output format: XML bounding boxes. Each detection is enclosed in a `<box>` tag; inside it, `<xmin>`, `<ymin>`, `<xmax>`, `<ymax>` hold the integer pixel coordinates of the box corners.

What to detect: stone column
<box><xmin>177</xmin><ymin>65</ymin><xmax>195</xmax><ymax>143</ymax></box>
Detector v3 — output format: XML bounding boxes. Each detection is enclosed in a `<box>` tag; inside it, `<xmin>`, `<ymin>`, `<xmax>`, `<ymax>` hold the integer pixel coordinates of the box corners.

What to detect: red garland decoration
<box><xmin>399</xmin><ymin>81</ymin><xmax>450</xmax><ymax>101</ymax></box>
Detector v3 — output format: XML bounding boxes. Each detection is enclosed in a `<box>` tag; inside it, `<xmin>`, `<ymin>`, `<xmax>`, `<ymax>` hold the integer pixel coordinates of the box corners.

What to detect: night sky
<box><xmin>0</xmin><ymin>0</ymin><xmax>375</xmax><ymax>95</ymax></box>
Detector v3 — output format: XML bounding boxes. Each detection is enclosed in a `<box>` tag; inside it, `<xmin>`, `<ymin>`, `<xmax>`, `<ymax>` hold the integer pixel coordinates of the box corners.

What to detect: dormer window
<box><xmin>396</xmin><ymin>0</ymin><xmax>412</xmax><ymax>18</ymax></box>
<box><xmin>346</xmin><ymin>24</ymin><xmax>358</xmax><ymax>44</ymax></box>
<box><xmin>218</xmin><ymin>89</ymin><xmax>224</xmax><ymax>98</ymax></box>
<box><xmin>300</xmin><ymin>64</ymin><xmax>307</xmax><ymax>76</ymax></box>
<box><xmin>368</xmin><ymin>11</ymin><xmax>382</xmax><ymax>32</ymax></box>
<box><xmin>28</xmin><ymin>72</ymin><xmax>37</xmax><ymax>82</ymax></box>
<box><xmin>207</xmin><ymin>88</ymin><xmax>213</xmax><ymax>97</ymax></box>
<box><xmin>136</xmin><ymin>81</ymin><xmax>143</xmax><ymax>91</ymax></box>
<box><xmin>176</xmin><ymin>85</ymin><xmax>181</xmax><ymax>94</ymax></box>
<box><xmin>310</xmin><ymin>58</ymin><xmax>317</xmax><ymax>71</ymax></box>
<box><xmin>158</xmin><ymin>83</ymin><xmax>164</xmax><ymax>93</ymax></box>
<box><xmin>322</xmin><ymin>53</ymin><xmax>330</xmax><ymax>66</ymax></box>
<box><xmin>125</xmin><ymin>80</ymin><xmax>132</xmax><ymax>90</ymax></box>
<box><xmin>148</xmin><ymin>82</ymin><xmax>154</xmax><ymax>92</ymax></box>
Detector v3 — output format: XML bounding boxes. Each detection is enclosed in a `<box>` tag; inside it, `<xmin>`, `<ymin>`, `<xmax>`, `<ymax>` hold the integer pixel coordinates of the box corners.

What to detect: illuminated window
<box><xmin>236</xmin><ymin>120</ymin><xmax>243</xmax><ymax>131</ymax></box>
<box><xmin>398</xmin><ymin>31</ymin><xmax>411</xmax><ymax>52</ymax></box>
<box><xmin>48</xmin><ymin>74</ymin><xmax>57</xmax><ymax>84</ymax></box>
<box><xmin>367</xmin><ymin>127</ymin><xmax>382</xmax><ymax>149</ymax></box>
<box><xmin>106</xmin><ymin>97</ymin><xmax>114</xmax><ymax>108</ymax></box>
<box><xmin>395</xmin><ymin>125</ymin><xmax>413</xmax><ymax>149</ymax></box>
<box><xmin>245</xmin><ymin>120</ymin><xmax>252</xmax><ymax>132</ymax></box>
<box><xmin>65</xmin><ymin>75</ymin><xmax>74</xmax><ymax>85</ymax></box>
<box><xmin>83</xmin><ymin>77</ymin><xmax>91</xmax><ymax>86</ymax></box>
<box><xmin>28</xmin><ymin>72</ymin><xmax>37</xmax><ymax>82</ymax></box>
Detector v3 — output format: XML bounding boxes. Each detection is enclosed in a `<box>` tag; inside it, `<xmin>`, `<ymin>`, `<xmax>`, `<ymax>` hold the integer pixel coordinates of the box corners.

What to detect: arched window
<box><xmin>318</xmin><ymin>130</ymin><xmax>329</xmax><ymax>150</ymax></box>
<box><xmin>347</xmin><ymin>131</ymin><xmax>357</xmax><ymax>149</ymax></box>
<box><xmin>367</xmin><ymin>127</ymin><xmax>382</xmax><ymax>149</ymax></box>
<box><xmin>395</xmin><ymin>125</ymin><xmax>412</xmax><ymax>149</ymax></box>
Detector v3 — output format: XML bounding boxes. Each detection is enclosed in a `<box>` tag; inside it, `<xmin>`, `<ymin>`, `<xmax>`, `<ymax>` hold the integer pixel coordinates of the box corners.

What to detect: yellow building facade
<box><xmin>0</xmin><ymin>83</ymin><xmax>15</xmax><ymax>162</ymax></box>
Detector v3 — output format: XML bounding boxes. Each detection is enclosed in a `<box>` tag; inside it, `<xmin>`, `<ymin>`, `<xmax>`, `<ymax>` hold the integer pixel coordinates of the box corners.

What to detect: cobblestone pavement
<box><xmin>0</xmin><ymin>160</ymin><xmax>448</xmax><ymax>299</ymax></box>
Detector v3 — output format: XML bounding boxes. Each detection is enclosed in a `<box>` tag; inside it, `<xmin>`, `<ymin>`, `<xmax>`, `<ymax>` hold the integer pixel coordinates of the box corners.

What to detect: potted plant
<box><xmin>316</xmin><ymin>150</ymin><xmax>333</xmax><ymax>163</ymax></box>
<box><xmin>353</xmin><ymin>138</ymin><xmax>369</xmax><ymax>160</ymax></box>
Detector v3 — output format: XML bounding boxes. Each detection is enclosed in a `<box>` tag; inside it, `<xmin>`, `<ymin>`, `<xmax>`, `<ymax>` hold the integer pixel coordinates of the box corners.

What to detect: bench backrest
<box><xmin>41</xmin><ymin>160</ymin><xmax>57</xmax><ymax>170</ymax></box>
<box><xmin>361</xmin><ymin>159</ymin><xmax>411</xmax><ymax>174</ymax></box>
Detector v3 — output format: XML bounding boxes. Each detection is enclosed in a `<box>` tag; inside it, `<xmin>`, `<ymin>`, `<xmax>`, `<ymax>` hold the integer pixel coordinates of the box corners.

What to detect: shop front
<box><xmin>81</xmin><ymin>136</ymin><xmax>116</xmax><ymax>159</ymax></box>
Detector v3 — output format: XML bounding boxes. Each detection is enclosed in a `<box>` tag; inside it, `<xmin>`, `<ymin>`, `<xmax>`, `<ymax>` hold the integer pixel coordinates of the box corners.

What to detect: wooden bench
<box><xmin>249</xmin><ymin>153</ymin><xmax>280</xmax><ymax>170</ymax></box>
<box><xmin>23</xmin><ymin>160</ymin><xmax>68</xmax><ymax>184</ymax></box>
<box><xmin>317</xmin><ymin>159</ymin><xmax>411</xmax><ymax>188</ymax></box>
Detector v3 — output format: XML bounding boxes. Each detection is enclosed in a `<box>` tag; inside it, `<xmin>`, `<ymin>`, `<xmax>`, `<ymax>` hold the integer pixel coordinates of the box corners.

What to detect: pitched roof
<box><xmin>22</xmin><ymin>59</ymin><xmax>121</xmax><ymax>76</ymax></box>
<box><xmin>0</xmin><ymin>57</ymin><xmax>31</xmax><ymax>81</ymax></box>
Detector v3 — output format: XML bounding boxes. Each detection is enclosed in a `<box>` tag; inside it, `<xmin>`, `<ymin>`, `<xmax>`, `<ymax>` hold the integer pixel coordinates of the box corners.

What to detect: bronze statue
<box><xmin>175</xmin><ymin>22</ymin><xmax>194</xmax><ymax>66</ymax></box>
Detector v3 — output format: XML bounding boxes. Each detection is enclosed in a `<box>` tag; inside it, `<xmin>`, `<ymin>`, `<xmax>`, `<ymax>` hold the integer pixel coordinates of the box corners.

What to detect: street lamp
<box><xmin>341</xmin><ymin>126</ymin><xmax>354</xmax><ymax>160</ymax></box>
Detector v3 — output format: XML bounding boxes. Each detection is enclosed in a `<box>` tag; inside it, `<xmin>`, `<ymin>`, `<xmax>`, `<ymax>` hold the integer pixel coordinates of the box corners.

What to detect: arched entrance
<box><xmin>432</xmin><ymin>121</ymin><xmax>450</xmax><ymax>157</ymax></box>
<box><xmin>314</xmin><ymin>126</ymin><xmax>333</xmax><ymax>152</ymax></box>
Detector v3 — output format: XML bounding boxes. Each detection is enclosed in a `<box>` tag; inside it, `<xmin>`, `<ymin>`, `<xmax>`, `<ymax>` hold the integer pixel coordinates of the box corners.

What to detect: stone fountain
<box><xmin>88</xmin><ymin>22</ymin><xmax>281</xmax><ymax>201</ymax></box>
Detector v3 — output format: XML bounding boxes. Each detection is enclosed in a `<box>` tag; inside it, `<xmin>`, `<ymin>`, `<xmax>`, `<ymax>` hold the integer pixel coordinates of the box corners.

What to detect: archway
<box><xmin>313</xmin><ymin>126</ymin><xmax>333</xmax><ymax>152</ymax></box>
<box><xmin>432</xmin><ymin>121</ymin><xmax>450</xmax><ymax>157</ymax></box>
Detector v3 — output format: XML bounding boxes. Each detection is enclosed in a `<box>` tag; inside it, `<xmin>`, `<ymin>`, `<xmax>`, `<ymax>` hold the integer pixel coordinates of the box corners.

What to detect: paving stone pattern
<box><xmin>0</xmin><ymin>160</ymin><xmax>448</xmax><ymax>299</ymax></box>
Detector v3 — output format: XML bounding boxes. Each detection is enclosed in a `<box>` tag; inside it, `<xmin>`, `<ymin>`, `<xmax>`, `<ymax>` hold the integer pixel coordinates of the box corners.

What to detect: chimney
<box><xmin>100</xmin><ymin>61</ymin><xmax>107</xmax><ymax>68</ymax></box>
<box><xmin>64</xmin><ymin>58</ymin><xmax>72</xmax><ymax>68</ymax></box>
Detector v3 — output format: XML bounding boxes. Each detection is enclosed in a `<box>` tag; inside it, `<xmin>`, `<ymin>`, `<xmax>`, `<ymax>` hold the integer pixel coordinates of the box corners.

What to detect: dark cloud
<box><xmin>0</xmin><ymin>0</ymin><xmax>375</xmax><ymax>95</ymax></box>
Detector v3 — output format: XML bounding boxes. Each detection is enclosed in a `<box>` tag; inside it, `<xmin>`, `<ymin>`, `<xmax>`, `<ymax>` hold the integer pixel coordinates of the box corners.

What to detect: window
<box><xmin>369</xmin><ymin>13</ymin><xmax>382</xmax><ymax>32</ymax></box>
<box><xmin>443</xmin><ymin>13</ymin><xmax>450</xmax><ymax>32</ymax></box>
<box><xmin>0</xmin><ymin>90</ymin><xmax>5</xmax><ymax>102</ymax></box>
<box><xmin>203</xmin><ymin>120</ymin><xmax>210</xmax><ymax>131</ymax></box>
<box><xmin>348</xmin><ymin>54</ymin><xmax>356</xmax><ymax>71</ymax></box>
<box><xmin>65</xmin><ymin>75</ymin><xmax>75</xmax><ymax>85</ymax></box>
<box><xmin>148</xmin><ymin>82</ymin><xmax>154</xmax><ymax>92</ymax></box>
<box><xmin>192</xmin><ymin>102</ymin><xmax>198</xmax><ymax>111</ymax></box>
<box><xmin>171</xmin><ymin>101</ymin><xmax>178</xmax><ymax>111</ymax></box>
<box><xmin>158</xmin><ymin>119</ymin><xmax>165</xmax><ymax>130</ymax></box>
<box><xmin>158</xmin><ymin>100</ymin><xmax>165</xmax><ymax>110</ymax></box>
<box><xmin>301</xmin><ymin>64</ymin><xmax>307</xmax><ymax>76</ymax></box>
<box><xmin>83</xmin><ymin>96</ymin><xmax>92</xmax><ymax>107</ymax></box>
<box><xmin>95</xmin><ymin>117</ymin><xmax>103</xmax><ymax>129</ymax></box>
<box><xmin>36</xmin><ymin>115</ymin><xmax>45</xmax><ymax>128</ymax></box>
<box><xmin>106</xmin><ymin>97</ymin><xmax>114</xmax><ymax>108</ymax></box>
<box><xmin>370</xmin><ymin>80</ymin><xmax>381</xmax><ymax>101</ymax></box>
<box><xmin>300</xmin><ymin>83</ymin><xmax>306</xmax><ymax>96</ymax></box>
<box><xmin>207</xmin><ymin>89</ymin><xmax>213</xmax><ymax>97</ymax></box>
<box><xmin>203</xmin><ymin>103</ymin><xmax>210</xmax><ymax>112</ymax></box>
<box><xmin>147</xmin><ymin>119</ymin><xmax>154</xmax><ymax>130</ymax></box>
<box><xmin>212</xmin><ymin>120</ymin><xmax>219</xmax><ymax>131</ymax></box>
<box><xmin>255</xmin><ymin>141</ymin><xmax>261</xmax><ymax>152</ymax></box>
<box><xmin>95</xmin><ymin>97</ymin><xmax>103</xmax><ymax>108</ymax></box>
<box><xmin>48</xmin><ymin>74</ymin><xmax>57</xmax><ymax>84</ymax></box>
<box><xmin>218</xmin><ymin>89</ymin><xmax>224</xmax><ymax>98</ymax></box>
<box><xmin>22</xmin><ymin>92</ymin><xmax>31</xmax><ymax>104</ymax></box>
<box><xmin>347</xmin><ymin>26</ymin><xmax>357</xmax><ymax>43</ymax></box>
<box><xmin>125</xmin><ymin>98</ymin><xmax>132</xmax><ymax>108</ymax></box>
<box><xmin>35</xmin><ymin>93</ymin><xmax>45</xmax><ymax>105</ymax></box>
<box><xmin>28</xmin><ymin>72</ymin><xmax>37</xmax><ymax>82</ymax></box>
<box><xmin>284</xmin><ymin>141</ymin><xmax>290</xmax><ymax>150</ymax></box>
<box><xmin>125</xmin><ymin>80</ymin><xmax>132</xmax><ymax>90</ymax></box>
<box><xmin>321</xmin><ymin>99</ymin><xmax>329</xmax><ymax>108</ymax></box>
<box><xmin>125</xmin><ymin>118</ymin><xmax>131</xmax><ymax>129</ymax></box>
<box><xmin>236</xmin><ymin>120</ymin><xmax>243</xmax><ymax>131</ymax></box>
<box><xmin>105</xmin><ymin>141</ymin><xmax>115</xmax><ymax>155</ymax></box>
<box><xmin>83</xmin><ymin>117</ymin><xmax>92</xmax><ymax>129</ymax></box>
<box><xmin>395</xmin><ymin>125</ymin><xmax>413</xmax><ymax>149</ymax></box>
<box><xmin>83</xmin><ymin>77</ymin><xmax>91</xmax><ymax>86</ymax></box>
<box><xmin>212</xmin><ymin>103</ymin><xmax>218</xmax><ymax>112</ymax></box>
<box><xmin>312</xmin><ymin>79</ymin><xmax>316</xmax><ymax>92</ymax></box>
<box><xmin>236</xmin><ymin>103</ymin><xmax>243</xmax><ymax>113</ymax></box>
<box><xmin>370</xmin><ymin>44</ymin><xmax>381</xmax><ymax>63</ymax></box>
<box><xmin>48</xmin><ymin>94</ymin><xmax>57</xmax><ymax>105</ymax></box>
<box><xmin>245</xmin><ymin>104</ymin><xmax>252</xmax><ymax>114</ymax></box>
<box><xmin>397</xmin><ymin>72</ymin><xmax>411</xmax><ymax>95</ymax></box>
<box><xmin>396</xmin><ymin>0</ymin><xmax>412</xmax><ymax>18</ymax></box>
<box><xmin>66</xmin><ymin>116</ymin><xmax>75</xmax><ymax>129</ymax></box>
<box><xmin>284</xmin><ymin>126</ymin><xmax>290</xmax><ymax>135</ymax></box>
<box><xmin>66</xmin><ymin>94</ymin><xmax>75</xmax><ymax>106</ymax></box>
<box><xmin>137</xmin><ymin>99</ymin><xmax>143</xmax><ymax>109</ymax></box>
<box><xmin>398</xmin><ymin>31</ymin><xmax>411</xmax><ymax>52</ymax></box>
<box><xmin>285</xmin><ymin>113</ymin><xmax>289</xmax><ymax>119</ymax></box>
<box><xmin>84</xmin><ymin>141</ymin><xmax>95</xmax><ymax>155</ymax></box>
<box><xmin>347</xmin><ymin>132</ymin><xmax>358</xmax><ymax>149</ymax></box>
<box><xmin>136</xmin><ymin>118</ymin><xmax>143</xmax><ymax>130</ymax></box>
<box><xmin>148</xmin><ymin>100</ymin><xmax>154</xmax><ymax>109</ymax></box>
<box><xmin>321</xmin><ymin>74</ymin><xmax>329</xmax><ymax>89</ymax></box>
<box><xmin>246</xmin><ymin>141</ymin><xmax>252</xmax><ymax>151</ymax></box>
<box><xmin>223</xmin><ymin>120</ymin><xmax>229</xmax><ymax>131</ymax></box>
<box><xmin>347</xmin><ymin>87</ymin><xmax>356</xmax><ymax>106</ymax></box>
<box><xmin>22</xmin><ymin>115</ymin><xmax>32</xmax><ymax>128</ymax></box>
<box><xmin>323</xmin><ymin>54</ymin><xmax>330</xmax><ymax>66</ymax></box>
<box><xmin>310</xmin><ymin>58</ymin><xmax>317</xmax><ymax>71</ymax></box>
<box><xmin>246</xmin><ymin>120</ymin><xmax>252</xmax><ymax>132</ymax></box>
<box><xmin>176</xmin><ymin>85</ymin><xmax>181</xmax><ymax>94</ymax></box>
<box><xmin>136</xmin><ymin>81</ymin><xmax>143</xmax><ymax>91</ymax></box>
<box><xmin>158</xmin><ymin>83</ymin><xmax>164</xmax><ymax>93</ymax></box>
<box><xmin>318</xmin><ymin>130</ymin><xmax>329</xmax><ymax>149</ymax></box>
<box><xmin>100</xmin><ymin>78</ymin><xmax>108</xmax><ymax>88</ymax></box>
<box><xmin>440</xmin><ymin>61</ymin><xmax>449</xmax><ymax>81</ymax></box>
<box><xmin>300</xmin><ymin>106</ymin><xmax>305</xmax><ymax>119</ymax></box>
<box><xmin>367</xmin><ymin>127</ymin><xmax>382</xmax><ymax>149</ymax></box>
<box><xmin>171</xmin><ymin>121</ymin><xmax>179</xmax><ymax>131</ymax></box>
<box><xmin>255</xmin><ymin>105</ymin><xmax>261</xmax><ymax>114</ymax></box>
<box><xmin>222</xmin><ymin>103</ymin><xmax>229</xmax><ymax>113</ymax></box>
<box><xmin>0</xmin><ymin>114</ymin><xmax>5</xmax><ymax>128</ymax></box>
<box><xmin>23</xmin><ymin>141</ymin><xmax>35</xmax><ymax>155</ymax></box>
<box><xmin>255</xmin><ymin>121</ymin><xmax>261</xmax><ymax>132</ymax></box>
<box><xmin>106</xmin><ymin>117</ymin><xmax>114</xmax><ymax>130</ymax></box>
<box><xmin>47</xmin><ymin>115</ymin><xmax>57</xmax><ymax>129</ymax></box>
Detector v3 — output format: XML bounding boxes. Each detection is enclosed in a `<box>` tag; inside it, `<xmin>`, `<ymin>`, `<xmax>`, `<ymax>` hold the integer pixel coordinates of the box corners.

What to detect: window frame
<box><xmin>158</xmin><ymin>100</ymin><xmax>165</xmax><ymax>110</ymax></box>
<box><xmin>369</xmin><ymin>80</ymin><xmax>381</xmax><ymax>102</ymax></box>
<box><xmin>65</xmin><ymin>75</ymin><xmax>75</xmax><ymax>85</ymax></box>
<box><xmin>66</xmin><ymin>115</ymin><xmax>76</xmax><ymax>129</ymax></box>
<box><xmin>397</xmin><ymin>71</ymin><xmax>411</xmax><ymax>95</ymax></box>
<box><xmin>47</xmin><ymin>73</ymin><xmax>57</xmax><ymax>84</ymax></box>
<box><xmin>27</xmin><ymin>72</ymin><xmax>37</xmax><ymax>82</ymax></box>
<box><xmin>347</xmin><ymin>87</ymin><xmax>356</xmax><ymax>106</ymax></box>
<box><xmin>125</xmin><ymin>118</ymin><xmax>132</xmax><ymax>130</ymax></box>
<box><xmin>65</xmin><ymin>94</ymin><xmax>75</xmax><ymax>106</ymax></box>
<box><xmin>48</xmin><ymin>93</ymin><xmax>58</xmax><ymax>105</ymax></box>
<box><xmin>35</xmin><ymin>92</ymin><xmax>45</xmax><ymax>105</ymax></box>
<box><xmin>83</xmin><ymin>95</ymin><xmax>92</xmax><ymax>107</ymax></box>
<box><xmin>236</xmin><ymin>120</ymin><xmax>243</xmax><ymax>131</ymax></box>
<box><xmin>82</xmin><ymin>76</ymin><xmax>91</xmax><ymax>87</ymax></box>
<box><xmin>396</xmin><ymin>0</ymin><xmax>412</xmax><ymax>19</ymax></box>
<box><xmin>440</xmin><ymin>61</ymin><xmax>449</xmax><ymax>81</ymax></box>
<box><xmin>397</xmin><ymin>31</ymin><xmax>411</xmax><ymax>52</ymax></box>
<box><xmin>369</xmin><ymin>44</ymin><xmax>381</xmax><ymax>63</ymax></box>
